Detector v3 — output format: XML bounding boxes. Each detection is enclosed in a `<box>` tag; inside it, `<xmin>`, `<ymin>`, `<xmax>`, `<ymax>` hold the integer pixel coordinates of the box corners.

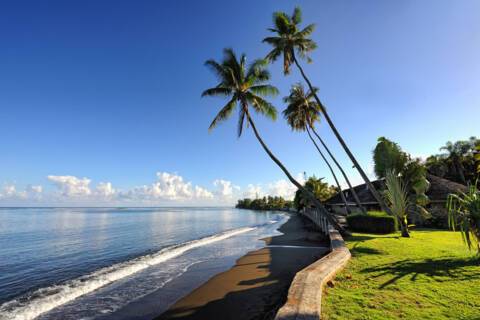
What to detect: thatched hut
<box><xmin>325</xmin><ymin>174</ymin><xmax>468</xmax><ymax>228</ymax></box>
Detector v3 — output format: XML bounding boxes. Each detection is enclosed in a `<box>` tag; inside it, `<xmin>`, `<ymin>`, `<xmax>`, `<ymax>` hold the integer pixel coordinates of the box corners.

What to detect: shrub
<box><xmin>347</xmin><ymin>211</ymin><xmax>397</xmax><ymax>234</ymax></box>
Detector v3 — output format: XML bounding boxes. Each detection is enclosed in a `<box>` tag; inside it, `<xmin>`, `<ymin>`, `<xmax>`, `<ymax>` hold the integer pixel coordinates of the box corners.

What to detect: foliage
<box><xmin>202</xmin><ymin>48</ymin><xmax>278</xmax><ymax>137</ymax></box>
<box><xmin>293</xmin><ymin>176</ymin><xmax>338</xmax><ymax>210</ymax></box>
<box><xmin>475</xmin><ymin>143</ymin><xmax>480</xmax><ymax>174</ymax></box>
<box><xmin>322</xmin><ymin>230</ymin><xmax>479</xmax><ymax>319</ymax></box>
<box><xmin>373</xmin><ymin>137</ymin><xmax>408</xmax><ymax>179</ymax></box>
<box><xmin>427</xmin><ymin>136</ymin><xmax>479</xmax><ymax>185</ymax></box>
<box><xmin>236</xmin><ymin>196</ymin><xmax>293</xmax><ymax>211</ymax></box>
<box><xmin>263</xmin><ymin>7</ymin><xmax>317</xmax><ymax>74</ymax></box>
<box><xmin>447</xmin><ymin>183</ymin><xmax>480</xmax><ymax>253</ymax></box>
<box><xmin>372</xmin><ymin>137</ymin><xmax>430</xmax><ymax>224</ymax></box>
<box><xmin>384</xmin><ymin>170</ymin><xmax>411</xmax><ymax>237</ymax></box>
<box><xmin>282</xmin><ymin>83</ymin><xmax>320</xmax><ymax>130</ymax></box>
<box><xmin>346</xmin><ymin>211</ymin><xmax>397</xmax><ymax>234</ymax></box>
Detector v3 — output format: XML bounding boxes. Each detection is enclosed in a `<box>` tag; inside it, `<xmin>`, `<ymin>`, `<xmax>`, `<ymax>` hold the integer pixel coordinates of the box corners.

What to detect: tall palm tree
<box><xmin>283</xmin><ymin>84</ymin><xmax>349</xmax><ymax>214</ymax></box>
<box><xmin>202</xmin><ymin>48</ymin><xmax>342</xmax><ymax>231</ymax></box>
<box><xmin>283</xmin><ymin>84</ymin><xmax>366</xmax><ymax>214</ymax></box>
<box><xmin>263</xmin><ymin>7</ymin><xmax>391</xmax><ymax>214</ymax></box>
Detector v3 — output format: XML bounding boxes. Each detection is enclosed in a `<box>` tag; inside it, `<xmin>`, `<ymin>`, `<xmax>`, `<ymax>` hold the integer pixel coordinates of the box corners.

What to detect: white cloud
<box><xmin>0</xmin><ymin>171</ymin><xmax>311</xmax><ymax>205</ymax></box>
<box><xmin>267</xmin><ymin>179</ymin><xmax>297</xmax><ymax>200</ymax></box>
<box><xmin>95</xmin><ymin>182</ymin><xmax>115</xmax><ymax>197</ymax></box>
<box><xmin>26</xmin><ymin>185</ymin><xmax>43</xmax><ymax>193</ymax></box>
<box><xmin>48</xmin><ymin>175</ymin><xmax>92</xmax><ymax>197</ymax></box>
<box><xmin>213</xmin><ymin>179</ymin><xmax>238</xmax><ymax>198</ymax></box>
<box><xmin>120</xmin><ymin>172</ymin><xmax>214</xmax><ymax>202</ymax></box>
<box><xmin>243</xmin><ymin>184</ymin><xmax>264</xmax><ymax>199</ymax></box>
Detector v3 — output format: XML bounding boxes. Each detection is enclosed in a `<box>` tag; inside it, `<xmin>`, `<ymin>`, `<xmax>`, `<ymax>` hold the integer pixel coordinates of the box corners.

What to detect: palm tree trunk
<box><xmin>292</xmin><ymin>55</ymin><xmax>392</xmax><ymax>215</ymax></box>
<box><xmin>399</xmin><ymin>216</ymin><xmax>410</xmax><ymax>238</ymax></box>
<box><xmin>310</xmin><ymin>127</ymin><xmax>366</xmax><ymax>213</ymax></box>
<box><xmin>306</xmin><ymin>126</ymin><xmax>350</xmax><ymax>215</ymax></box>
<box><xmin>245</xmin><ymin>111</ymin><xmax>344</xmax><ymax>232</ymax></box>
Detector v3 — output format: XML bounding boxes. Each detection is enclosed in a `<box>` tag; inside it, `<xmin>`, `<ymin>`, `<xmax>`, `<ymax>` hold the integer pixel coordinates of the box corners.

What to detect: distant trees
<box><xmin>294</xmin><ymin>176</ymin><xmax>338</xmax><ymax>211</ymax></box>
<box><xmin>426</xmin><ymin>137</ymin><xmax>479</xmax><ymax>185</ymax></box>
<box><xmin>236</xmin><ymin>196</ymin><xmax>293</xmax><ymax>211</ymax></box>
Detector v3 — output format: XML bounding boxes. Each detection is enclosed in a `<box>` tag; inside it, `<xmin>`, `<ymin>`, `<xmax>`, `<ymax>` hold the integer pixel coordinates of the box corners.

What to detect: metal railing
<box><xmin>301</xmin><ymin>207</ymin><xmax>331</xmax><ymax>235</ymax></box>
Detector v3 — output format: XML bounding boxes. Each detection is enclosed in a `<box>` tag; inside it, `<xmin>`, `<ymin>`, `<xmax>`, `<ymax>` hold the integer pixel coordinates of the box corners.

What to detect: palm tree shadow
<box><xmin>362</xmin><ymin>257</ymin><xmax>480</xmax><ymax>289</ymax></box>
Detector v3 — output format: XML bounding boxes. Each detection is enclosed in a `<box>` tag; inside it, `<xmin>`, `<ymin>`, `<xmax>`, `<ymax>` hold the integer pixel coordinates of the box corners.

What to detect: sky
<box><xmin>0</xmin><ymin>0</ymin><xmax>479</xmax><ymax>206</ymax></box>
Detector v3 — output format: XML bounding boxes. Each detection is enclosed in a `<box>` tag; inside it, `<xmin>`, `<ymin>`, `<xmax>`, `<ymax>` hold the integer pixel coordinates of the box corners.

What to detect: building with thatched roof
<box><xmin>326</xmin><ymin>174</ymin><xmax>468</xmax><ymax>228</ymax></box>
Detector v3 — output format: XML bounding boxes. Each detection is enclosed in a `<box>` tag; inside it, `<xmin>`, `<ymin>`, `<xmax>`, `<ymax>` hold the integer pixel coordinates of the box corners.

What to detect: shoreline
<box><xmin>156</xmin><ymin>214</ymin><xmax>329</xmax><ymax>320</ymax></box>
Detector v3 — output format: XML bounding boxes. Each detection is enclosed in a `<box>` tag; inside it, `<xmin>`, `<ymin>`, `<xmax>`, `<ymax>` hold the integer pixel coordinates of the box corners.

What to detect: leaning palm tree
<box><xmin>202</xmin><ymin>48</ymin><xmax>342</xmax><ymax>231</ymax></box>
<box><xmin>283</xmin><ymin>84</ymin><xmax>363</xmax><ymax>214</ymax></box>
<box><xmin>263</xmin><ymin>7</ymin><xmax>390</xmax><ymax>214</ymax></box>
<box><xmin>284</xmin><ymin>84</ymin><xmax>366</xmax><ymax>214</ymax></box>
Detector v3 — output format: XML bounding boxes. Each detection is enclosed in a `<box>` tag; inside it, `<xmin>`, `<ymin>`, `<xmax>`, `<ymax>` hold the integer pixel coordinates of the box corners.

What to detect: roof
<box><xmin>326</xmin><ymin>174</ymin><xmax>468</xmax><ymax>205</ymax></box>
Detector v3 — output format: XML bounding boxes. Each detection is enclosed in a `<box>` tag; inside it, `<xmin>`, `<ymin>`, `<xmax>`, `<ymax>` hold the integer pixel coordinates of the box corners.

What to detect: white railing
<box><xmin>301</xmin><ymin>207</ymin><xmax>331</xmax><ymax>235</ymax></box>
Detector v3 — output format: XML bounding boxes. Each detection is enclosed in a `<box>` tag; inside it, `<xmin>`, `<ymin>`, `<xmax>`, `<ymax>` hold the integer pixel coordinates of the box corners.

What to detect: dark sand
<box><xmin>156</xmin><ymin>214</ymin><xmax>329</xmax><ymax>320</ymax></box>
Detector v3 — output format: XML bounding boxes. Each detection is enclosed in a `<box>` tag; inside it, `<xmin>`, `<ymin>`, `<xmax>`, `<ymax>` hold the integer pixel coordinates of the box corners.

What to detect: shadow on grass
<box><xmin>362</xmin><ymin>257</ymin><xmax>480</xmax><ymax>288</ymax></box>
<box><xmin>346</xmin><ymin>234</ymin><xmax>400</xmax><ymax>243</ymax></box>
<box><xmin>350</xmin><ymin>244</ymin><xmax>384</xmax><ymax>257</ymax></box>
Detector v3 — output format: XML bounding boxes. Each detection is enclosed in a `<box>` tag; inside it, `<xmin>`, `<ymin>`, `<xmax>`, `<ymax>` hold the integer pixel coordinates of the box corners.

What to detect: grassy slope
<box><xmin>322</xmin><ymin>230</ymin><xmax>480</xmax><ymax>320</ymax></box>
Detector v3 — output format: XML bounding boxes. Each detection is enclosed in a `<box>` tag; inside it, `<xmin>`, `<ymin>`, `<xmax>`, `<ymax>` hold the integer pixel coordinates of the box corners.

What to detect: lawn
<box><xmin>321</xmin><ymin>230</ymin><xmax>480</xmax><ymax>320</ymax></box>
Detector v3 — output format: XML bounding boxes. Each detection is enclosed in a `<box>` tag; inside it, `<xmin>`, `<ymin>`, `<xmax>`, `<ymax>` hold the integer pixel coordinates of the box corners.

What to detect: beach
<box><xmin>156</xmin><ymin>214</ymin><xmax>329</xmax><ymax>320</ymax></box>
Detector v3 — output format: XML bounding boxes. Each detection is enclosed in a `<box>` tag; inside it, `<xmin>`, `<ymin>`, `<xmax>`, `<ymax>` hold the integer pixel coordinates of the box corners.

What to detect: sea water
<box><xmin>0</xmin><ymin>207</ymin><xmax>287</xmax><ymax>320</ymax></box>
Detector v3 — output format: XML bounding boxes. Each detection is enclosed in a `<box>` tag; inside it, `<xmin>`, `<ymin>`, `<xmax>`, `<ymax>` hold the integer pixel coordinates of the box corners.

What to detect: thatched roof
<box><xmin>326</xmin><ymin>174</ymin><xmax>468</xmax><ymax>205</ymax></box>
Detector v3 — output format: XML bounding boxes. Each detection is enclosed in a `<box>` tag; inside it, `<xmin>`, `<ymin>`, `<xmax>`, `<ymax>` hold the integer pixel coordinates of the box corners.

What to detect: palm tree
<box><xmin>202</xmin><ymin>48</ymin><xmax>342</xmax><ymax>231</ymax></box>
<box><xmin>263</xmin><ymin>7</ymin><xmax>391</xmax><ymax>215</ymax></box>
<box><xmin>283</xmin><ymin>84</ymin><xmax>365</xmax><ymax>214</ymax></box>
<box><xmin>384</xmin><ymin>170</ymin><xmax>411</xmax><ymax>237</ymax></box>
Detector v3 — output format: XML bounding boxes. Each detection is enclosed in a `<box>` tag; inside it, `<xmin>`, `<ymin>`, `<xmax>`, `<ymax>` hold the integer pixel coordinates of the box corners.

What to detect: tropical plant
<box><xmin>263</xmin><ymin>7</ymin><xmax>390</xmax><ymax>214</ymax></box>
<box><xmin>202</xmin><ymin>48</ymin><xmax>342</xmax><ymax>230</ymax></box>
<box><xmin>384</xmin><ymin>170</ymin><xmax>425</xmax><ymax>237</ymax></box>
<box><xmin>435</xmin><ymin>137</ymin><xmax>479</xmax><ymax>185</ymax></box>
<box><xmin>294</xmin><ymin>176</ymin><xmax>338</xmax><ymax>210</ymax></box>
<box><xmin>372</xmin><ymin>137</ymin><xmax>430</xmax><ymax>213</ymax></box>
<box><xmin>447</xmin><ymin>184</ymin><xmax>480</xmax><ymax>254</ymax></box>
<box><xmin>373</xmin><ymin>137</ymin><xmax>408</xmax><ymax>179</ymax></box>
<box><xmin>283</xmin><ymin>84</ymin><xmax>359</xmax><ymax>214</ymax></box>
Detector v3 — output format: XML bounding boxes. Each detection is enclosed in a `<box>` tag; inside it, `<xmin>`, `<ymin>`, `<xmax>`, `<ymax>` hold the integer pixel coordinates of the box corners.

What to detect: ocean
<box><xmin>0</xmin><ymin>207</ymin><xmax>287</xmax><ymax>320</ymax></box>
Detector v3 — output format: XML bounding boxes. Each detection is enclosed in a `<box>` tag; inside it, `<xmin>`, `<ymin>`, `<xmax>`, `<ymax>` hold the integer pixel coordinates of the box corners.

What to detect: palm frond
<box><xmin>292</xmin><ymin>7</ymin><xmax>302</xmax><ymax>25</ymax></box>
<box><xmin>201</xmin><ymin>86</ymin><xmax>232</xmax><ymax>97</ymax></box>
<box><xmin>249</xmin><ymin>85</ymin><xmax>279</xmax><ymax>97</ymax></box>
<box><xmin>204</xmin><ymin>59</ymin><xmax>227</xmax><ymax>81</ymax></box>
<box><xmin>208</xmin><ymin>97</ymin><xmax>237</xmax><ymax>131</ymax></box>
<box><xmin>246</xmin><ymin>92</ymin><xmax>277</xmax><ymax>120</ymax></box>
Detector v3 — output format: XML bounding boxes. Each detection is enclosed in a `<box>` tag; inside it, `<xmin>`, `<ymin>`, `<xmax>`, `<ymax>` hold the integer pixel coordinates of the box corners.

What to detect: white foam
<box><xmin>0</xmin><ymin>226</ymin><xmax>255</xmax><ymax>320</ymax></box>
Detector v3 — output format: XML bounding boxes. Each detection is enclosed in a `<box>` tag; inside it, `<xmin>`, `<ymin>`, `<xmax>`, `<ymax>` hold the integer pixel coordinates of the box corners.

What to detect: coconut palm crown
<box><xmin>263</xmin><ymin>7</ymin><xmax>317</xmax><ymax>74</ymax></box>
<box><xmin>202</xmin><ymin>48</ymin><xmax>278</xmax><ymax>137</ymax></box>
<box><xmin>282</xmin><ymin>83</ymin><xmax>320</xmax><ymax>130</ymax></box>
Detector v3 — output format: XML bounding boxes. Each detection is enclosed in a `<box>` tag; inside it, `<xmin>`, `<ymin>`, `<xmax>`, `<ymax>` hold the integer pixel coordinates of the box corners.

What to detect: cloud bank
<box><xmin>0</xmin><ymin>172</ymin><xmax>303</xmax><ymax>206</ymax></box>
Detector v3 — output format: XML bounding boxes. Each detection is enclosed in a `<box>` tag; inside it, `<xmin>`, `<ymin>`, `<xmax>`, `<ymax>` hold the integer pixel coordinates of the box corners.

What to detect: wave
<box><xmin>0</xmin><ymin>226</ymin><xmax>256</xmax><ymax>320</ymax></box>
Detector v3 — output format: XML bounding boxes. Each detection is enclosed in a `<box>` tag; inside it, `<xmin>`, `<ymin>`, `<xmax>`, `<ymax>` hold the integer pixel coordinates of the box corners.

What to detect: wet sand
<box><xmin>156</xmin><ymin>214</ymin><xmax>329</xmax><ymax>320</ymax></box>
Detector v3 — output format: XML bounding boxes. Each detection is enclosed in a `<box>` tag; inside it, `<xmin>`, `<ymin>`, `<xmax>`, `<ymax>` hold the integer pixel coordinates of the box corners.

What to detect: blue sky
<box><xmin>1</xmin><ymin>0</ymin><xmax>479</xmax><ymax>205</ymax></box>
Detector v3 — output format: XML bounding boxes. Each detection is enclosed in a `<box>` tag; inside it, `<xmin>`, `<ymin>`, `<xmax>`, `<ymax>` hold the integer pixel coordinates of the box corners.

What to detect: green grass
<box><xmin>322</xmin><ymin>230</ymin><xmax>480</xmax><ymax>320</ymax></box>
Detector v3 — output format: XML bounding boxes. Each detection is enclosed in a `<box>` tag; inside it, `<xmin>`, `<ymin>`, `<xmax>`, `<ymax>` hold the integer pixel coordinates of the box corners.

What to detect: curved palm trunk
<box><xmin>305</xmin><ymin>126</ymin><xmax>350</xmax><ymax>215</ymax></box>
<box><xmin>245</xmin><ymin>112</ymin><xmax>344</xmax><ymax>232</ymax></box>
<box><xmin>292</xmin><ymin>55</ymin><xmax>391</xmax><ymax>215</ymax></box>
<box><xmin>310</xmin><ymin>127</ymin><xmax>366</xmax><ymax>213</ymax></box>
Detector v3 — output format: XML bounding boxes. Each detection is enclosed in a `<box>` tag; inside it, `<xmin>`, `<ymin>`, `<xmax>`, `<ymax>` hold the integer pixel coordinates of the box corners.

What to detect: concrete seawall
<box><xmin>275</xmin><ymin>213</ymin><xmax>351</xmax><ymax>320</ymax></box>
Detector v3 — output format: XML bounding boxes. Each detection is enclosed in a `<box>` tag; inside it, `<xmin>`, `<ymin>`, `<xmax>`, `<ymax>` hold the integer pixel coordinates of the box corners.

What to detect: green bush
<box><xmin>347</xmin><ymin>211</ymin><xmax>397</xmax><ymax>234</ymax></box>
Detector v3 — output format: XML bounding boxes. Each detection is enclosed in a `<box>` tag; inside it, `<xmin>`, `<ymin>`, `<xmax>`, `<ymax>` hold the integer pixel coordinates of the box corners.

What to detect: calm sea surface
<box><xmin>0</xmin><ymin>207</ymin><xmax>287</xmax><ymax>320</ymax></box>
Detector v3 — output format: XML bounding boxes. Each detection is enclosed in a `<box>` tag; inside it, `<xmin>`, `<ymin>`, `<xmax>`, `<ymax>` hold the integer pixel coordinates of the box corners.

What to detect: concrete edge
<box><xmin>274</xmin><ymin>226</ymin><xmax>351</xmax><ymax>320</ymax></box>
